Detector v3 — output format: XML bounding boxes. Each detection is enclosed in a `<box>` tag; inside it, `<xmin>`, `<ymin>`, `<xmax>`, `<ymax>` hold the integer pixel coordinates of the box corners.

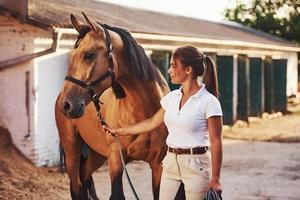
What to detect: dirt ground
<box><xmin>91</xmin><ymin>139</ymin><xmax>300</xmax><ymax>200</ymax></box>
<box><xmin>0</xmin><ymin>104</ymin><xmax>300</xmax><ymax>200</ymax></box>
<box><xmin>0</xmin><ymin>127</ymin><xmax>69</xmax><ymax>200</ymax></box>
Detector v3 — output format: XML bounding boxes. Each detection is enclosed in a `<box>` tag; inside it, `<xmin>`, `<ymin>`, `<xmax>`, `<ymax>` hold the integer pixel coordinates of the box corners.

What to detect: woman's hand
<box><xmin>207</xmin><ymin>178</ymin><xmax>222</xmax><ymax>194</ymax></box>
<box><xmin>102</xmin><ymin>107</ymin><xmax>165</xmax><ymax>136</ymax></box>
<box><xmin>102</xmin><ymin>125</ymin><xmax>127</xmax><ymax>136</ymax></box>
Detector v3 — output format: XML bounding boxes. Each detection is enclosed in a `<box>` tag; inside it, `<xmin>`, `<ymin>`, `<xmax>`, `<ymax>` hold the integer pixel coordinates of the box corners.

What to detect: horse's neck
<box><xmin>119</xmin><ymin>76</ymin><xmax>163</xmax><ymax>103</ymax></box>
<box><xmin>101</xmin><ymin>76</ymin><xmax>164</xmax><ymax>126</ymax></box>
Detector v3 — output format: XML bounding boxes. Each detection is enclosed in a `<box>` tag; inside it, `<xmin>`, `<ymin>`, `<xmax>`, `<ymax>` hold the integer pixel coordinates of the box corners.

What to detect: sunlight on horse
<box><xmin>55</xmin><ymin>12</ymin><xmax>170</xmax><ymax>200</ymax></box>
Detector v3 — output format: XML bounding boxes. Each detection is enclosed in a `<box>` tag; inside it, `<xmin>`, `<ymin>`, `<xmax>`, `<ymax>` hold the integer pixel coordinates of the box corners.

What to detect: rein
<box><xmin>64</xmin><ymin>25</ymin><xmax>140</xmax><ymax>200</ymax></box>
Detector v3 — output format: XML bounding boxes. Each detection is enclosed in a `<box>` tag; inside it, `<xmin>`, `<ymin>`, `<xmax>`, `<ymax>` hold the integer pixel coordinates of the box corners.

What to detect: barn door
<box><xmin>273</xmin><ymin>59</ymin><xmax>287</xmax><ymax>113</ymax></box>
<box><xmin>264</xmin><ymin>57</ymin><xmax>274</xmax><ymax>113</ymax></box>
<box><xmin>249</xmin><ymin>58</ymin><xmax>263</xmax><ymax>117</ymax></box>
<box><xmin>217</xmin><ymin>56</ymin><xmax>234</xmax><ymax>125</ymax></box>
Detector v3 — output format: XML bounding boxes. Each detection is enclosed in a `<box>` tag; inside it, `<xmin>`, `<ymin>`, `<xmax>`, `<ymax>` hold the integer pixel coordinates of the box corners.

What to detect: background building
<box><xmin>0</xmin><ymin>0</ymin><xmax>299</xmax><ymax>166</ymax></box>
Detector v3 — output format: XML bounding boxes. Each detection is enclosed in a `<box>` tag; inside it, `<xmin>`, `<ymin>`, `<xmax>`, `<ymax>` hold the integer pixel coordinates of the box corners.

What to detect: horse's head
<box><xmin>58</xmin><ymin>13</ymin><xmax>124</xmax><ymax>119</ymax></box>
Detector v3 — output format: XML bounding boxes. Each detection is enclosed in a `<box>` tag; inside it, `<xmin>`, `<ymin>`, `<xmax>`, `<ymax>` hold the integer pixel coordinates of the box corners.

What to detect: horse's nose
<box><xmin>62</xmin><ymin>99</ymin><xmax>85</xmax><ymax>118</ymax></box>
<box><xmin>63</xmin><ymin>100</ymin><xmax>73</xmax><ymax>113</ymax></box>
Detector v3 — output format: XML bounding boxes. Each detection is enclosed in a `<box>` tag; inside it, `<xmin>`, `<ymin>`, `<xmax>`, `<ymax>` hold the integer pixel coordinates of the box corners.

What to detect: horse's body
<box><xmin>55</xmin><ymin>13</ymin><xmax>169</xmax><ymax>199</ymax></box>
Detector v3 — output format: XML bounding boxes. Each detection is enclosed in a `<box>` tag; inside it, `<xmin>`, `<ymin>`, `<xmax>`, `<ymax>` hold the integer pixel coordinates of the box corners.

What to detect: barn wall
<box><xmin>282</xmin><ymin>52</ymin><xmax>297</xmax><ymax>96</ymax></box>
<box><xmin>33</xmin><ymin>52</ymin><xmax>68</xmax><ymax>166</ymax></box>
<box><xmin>0</xmin><ymin>15</ymin><xmax>53</xmax><ymax>164</ymax></box>
<box><xmin>141</xmin><ymin>40</ymin><xmax>299</xmax><ymax>96</ymax></box>
<box><xmin>0</xmin><ymin>61</ymin><xmax>35</xmax><ymax>160</ymax></box>
<box><xmin>0</xmin><ymin>15</ymin><xmax>52</xmax><ymax>62</ymax></box>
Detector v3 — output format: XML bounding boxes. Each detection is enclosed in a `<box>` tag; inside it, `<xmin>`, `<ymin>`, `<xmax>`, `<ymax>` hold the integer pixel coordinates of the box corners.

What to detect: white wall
<box><xmin>285</xmin><ymin>53</ymin><xmax>298</xmax><ymax>96</ymax></box>
<box><xmin>0</xmin><ymin>15</ymin><xmax>56</xmax><ymax>165</ymax></box>
<box><xmin>33</xmin><ymin>52</ymin><xmax>68</xmax><ymax>166</ymax></box>
<box><xmin>0</xmin><ymin>62</ymin><xmax>35</xmax><ymax>160</ymax></box>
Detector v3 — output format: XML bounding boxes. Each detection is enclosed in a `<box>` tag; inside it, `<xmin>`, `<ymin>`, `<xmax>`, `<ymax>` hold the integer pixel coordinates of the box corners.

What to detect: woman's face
<box><xmin>168</xmin><ymin>56</ymin><xmax>190</xmax><ymax>84</ymax></box>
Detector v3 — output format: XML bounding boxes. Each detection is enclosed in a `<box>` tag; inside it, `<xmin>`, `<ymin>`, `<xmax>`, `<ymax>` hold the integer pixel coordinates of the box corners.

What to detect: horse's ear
<box><xmin>81</xmin><ymin>12</ymin><xmax>104</xmax><ymax>34</ymax></box>
<box><xmin>70</xmin><ymin>14</ymin><xmax>84</xmax><ymax>33</ymax></box>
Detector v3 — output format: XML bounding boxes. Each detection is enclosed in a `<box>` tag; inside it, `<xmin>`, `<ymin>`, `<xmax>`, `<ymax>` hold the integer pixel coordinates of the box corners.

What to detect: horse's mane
<box><xmin>75</xmin><ymin>24</ymin><xmax>165</xmax><ymax>86</ymax></box>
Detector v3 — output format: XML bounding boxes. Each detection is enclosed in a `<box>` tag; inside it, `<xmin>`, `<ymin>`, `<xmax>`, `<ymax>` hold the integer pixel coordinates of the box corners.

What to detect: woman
<box><xmin>104</xmin><ymin>46</ymin><xmax>223</xmax><ymax>199</ymax></box>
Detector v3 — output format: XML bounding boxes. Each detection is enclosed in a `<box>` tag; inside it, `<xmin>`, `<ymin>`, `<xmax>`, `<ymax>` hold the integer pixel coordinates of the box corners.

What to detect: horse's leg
<box><xmin>62</xmin><ymin>134</ymin><xmax>83</xmax><ymax>199</ymax></box>
<box><xmin>107</xmin><ymin>151</ymin><xmax>125</xmax><ymax>200</ymax></box>
<box><xmin>55</xmin><ymin>107</ymin><xmax>82</xmax><ymax>199</ymax></box>
<box><xmin>149</xmin><ymin>163</ymin><xmax>163</xmax><ymax>200</ymax></box>
<box><xmin>174</xmin><ymin>182</ymin><xmax>186</xmax><ymax>200</ymax></box>
<box><xmin>80</xmin><ymin>148</ymin><xmax>107</xmax><ymax>200</ymax></box>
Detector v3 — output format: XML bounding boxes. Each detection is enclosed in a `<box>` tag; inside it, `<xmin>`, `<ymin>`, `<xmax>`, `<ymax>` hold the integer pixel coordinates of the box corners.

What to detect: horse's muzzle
<box><xmin>62</xmin><ymin>99</ymin><xmax>85</xmax><ymax>119</ymax></box>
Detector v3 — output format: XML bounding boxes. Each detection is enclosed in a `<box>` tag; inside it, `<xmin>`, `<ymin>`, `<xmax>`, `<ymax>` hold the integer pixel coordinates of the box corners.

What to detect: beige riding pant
<box><xmin>159</xmin><ymin>151</ymin><xmax>211</xmax><ymax>200</ymax></box>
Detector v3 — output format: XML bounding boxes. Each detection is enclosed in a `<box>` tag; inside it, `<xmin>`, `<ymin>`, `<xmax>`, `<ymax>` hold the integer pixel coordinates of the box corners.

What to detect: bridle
<box><xmin>64</xmin><ymin>25</ymin><xmax>115</xmax><ymax>112</ymax></box>
<box><xmin>64</xmin><ymin>24</ymin><xmax>140</xmax><ymax>200</ymax></box>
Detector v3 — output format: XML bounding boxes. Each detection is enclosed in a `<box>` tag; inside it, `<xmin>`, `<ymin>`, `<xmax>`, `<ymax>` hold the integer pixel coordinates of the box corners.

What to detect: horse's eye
<box><xmin>84</xmin><ymin>52</ymin><xmax>95</xmax><ymax>61</ymax></box>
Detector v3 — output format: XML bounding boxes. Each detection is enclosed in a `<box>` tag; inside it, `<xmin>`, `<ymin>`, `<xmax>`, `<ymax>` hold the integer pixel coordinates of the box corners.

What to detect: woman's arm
<box><xmin>103</xmin><ymin>107</ymin><xmax>165</xmax><ymax>136</ymax></box>
<box><xmin>207</xmin><ymin>116</ymin><xmax>223</xmax><ymax>191</ymax></box>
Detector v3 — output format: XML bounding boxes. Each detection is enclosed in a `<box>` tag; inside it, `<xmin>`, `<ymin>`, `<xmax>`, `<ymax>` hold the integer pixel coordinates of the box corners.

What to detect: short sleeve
<box><xmin>205</xmin><ymin>96</ymin><xmax>223</xmax><ymax>119</ymax></box>
<box><xmin>160</xmin><ymin>92</ymin><xmax>172</xmax><ymax>110</ymax></box>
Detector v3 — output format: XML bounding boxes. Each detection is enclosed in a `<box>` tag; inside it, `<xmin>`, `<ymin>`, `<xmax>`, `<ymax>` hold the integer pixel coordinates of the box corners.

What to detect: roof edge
<box><xmin>132</xmin><ymin>32</ymin><xmax>300</xmax><ymax>52</ymax></box>
<box><xmin>56</xmin><ymin>27</ymin><xmax>300</xmax><ymax>52</ymax></box>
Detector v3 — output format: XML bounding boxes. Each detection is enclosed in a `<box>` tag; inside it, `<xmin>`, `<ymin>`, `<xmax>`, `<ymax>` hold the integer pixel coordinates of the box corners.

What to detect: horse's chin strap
<box><xmin>64</xmin><ymin>68</ymin><xmax>114</xmax><ymax>111</ymax></box>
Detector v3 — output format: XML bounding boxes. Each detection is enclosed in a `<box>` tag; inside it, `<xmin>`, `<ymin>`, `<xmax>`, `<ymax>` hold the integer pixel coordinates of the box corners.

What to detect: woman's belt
<box><xmin>168</xmin><ymin>146</ymin><xmax>208</xmax><ymax>154</ymax></box>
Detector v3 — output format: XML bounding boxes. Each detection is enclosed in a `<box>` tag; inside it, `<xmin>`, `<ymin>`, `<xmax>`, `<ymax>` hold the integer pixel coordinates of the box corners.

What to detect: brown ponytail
<box><xmin>203</xmin><ymin>56</ymin><xmax>219</xmax><ymax>98</ymax></box>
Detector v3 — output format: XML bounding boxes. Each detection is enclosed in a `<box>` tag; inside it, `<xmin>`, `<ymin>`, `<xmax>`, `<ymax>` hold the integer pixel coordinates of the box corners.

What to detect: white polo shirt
<box><xmin>160</xmin><ymin>84</ymin><xmax>222</xmax><ymax>148</ymax></box>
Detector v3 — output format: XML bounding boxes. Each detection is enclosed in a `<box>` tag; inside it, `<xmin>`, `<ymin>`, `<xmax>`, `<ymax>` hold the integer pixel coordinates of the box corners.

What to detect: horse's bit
<box><xmin>64</xmin><ymin>25</ymin><xmax>140</xmax><ymax>200</ymax></box>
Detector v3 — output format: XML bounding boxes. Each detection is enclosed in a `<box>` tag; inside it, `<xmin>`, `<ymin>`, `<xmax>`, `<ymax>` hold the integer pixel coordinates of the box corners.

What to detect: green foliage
<box><xmin>224</xmin><ymin>0</ymin><xmax>300</xmax><ymax>43</ymax></box>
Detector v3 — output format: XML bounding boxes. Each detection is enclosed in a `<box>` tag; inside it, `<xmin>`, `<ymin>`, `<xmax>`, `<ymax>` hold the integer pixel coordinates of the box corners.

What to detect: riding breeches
<box><xmin>159</xmin><ymin>151</ymin><xmax>211</xmax><ymax>200</ymax></box>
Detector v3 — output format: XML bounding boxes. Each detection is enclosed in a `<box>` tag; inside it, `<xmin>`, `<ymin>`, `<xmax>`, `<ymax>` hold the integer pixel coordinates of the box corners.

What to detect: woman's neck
<box><xmin>181</xmin><ymin>80</ymin><xmax>201</xmax><ymax>96</ymax></box>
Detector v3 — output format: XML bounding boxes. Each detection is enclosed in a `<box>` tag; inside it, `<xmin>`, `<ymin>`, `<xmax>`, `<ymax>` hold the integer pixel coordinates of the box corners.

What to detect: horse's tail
<box><xmin>59</xmin><ymin>142</ymin><xmax>66</xmax><ymax>174</ymax></box>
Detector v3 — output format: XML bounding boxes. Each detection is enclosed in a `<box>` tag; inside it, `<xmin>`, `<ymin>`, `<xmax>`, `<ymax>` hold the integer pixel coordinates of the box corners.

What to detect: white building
<box><xmin>0</xmin><ymin>0</ymin><xmax>299</xmax><ymax>166</ymax></box>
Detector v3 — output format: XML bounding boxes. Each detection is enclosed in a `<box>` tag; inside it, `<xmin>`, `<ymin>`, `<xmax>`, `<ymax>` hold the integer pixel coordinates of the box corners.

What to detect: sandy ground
<box><xmin>0</xmin><ymin>104</ymin><xmax>300</xmax><ymax>199</ymax></box>
<box><xmin>92</xmin><ymin>139</ymin><xmax>300</xmax><ymax>200</ymax></box>
<box><xmin>91</xmin><ymin>104</ymin><xmax>300</xmax><ymax>199</ymax></box>
<box><xmin>0</xmin><ymin>127</ymin><xmax>69</xmax><ymax>200</ymax></box>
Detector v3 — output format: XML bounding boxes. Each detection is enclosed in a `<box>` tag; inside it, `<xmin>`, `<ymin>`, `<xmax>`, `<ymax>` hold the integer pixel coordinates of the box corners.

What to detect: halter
<box><xmin>64</xmin><ymin>25</ymin><xmax>115</xmax><ymax>112</ymax></box>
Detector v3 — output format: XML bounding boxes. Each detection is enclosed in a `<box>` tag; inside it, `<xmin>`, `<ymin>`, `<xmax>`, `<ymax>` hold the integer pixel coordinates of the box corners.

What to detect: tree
<box><xmin>224</xmin><ymin>0</ymin><xmax>300</xmax><ymax>43</ymax></box>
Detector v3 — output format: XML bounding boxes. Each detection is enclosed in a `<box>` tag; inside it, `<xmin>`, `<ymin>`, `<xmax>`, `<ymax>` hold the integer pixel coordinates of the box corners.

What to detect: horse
<box><xmin>55</xmin><ymin>13</ymin><xmax>170</xmax><ymax>199</ymax></box>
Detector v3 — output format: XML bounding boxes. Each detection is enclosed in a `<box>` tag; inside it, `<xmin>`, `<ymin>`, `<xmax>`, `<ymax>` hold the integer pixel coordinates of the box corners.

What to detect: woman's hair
<box><xmin>172</xmin><ymin>46</ymin><xmax>219</xmax><ymax>97</ymax></box>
